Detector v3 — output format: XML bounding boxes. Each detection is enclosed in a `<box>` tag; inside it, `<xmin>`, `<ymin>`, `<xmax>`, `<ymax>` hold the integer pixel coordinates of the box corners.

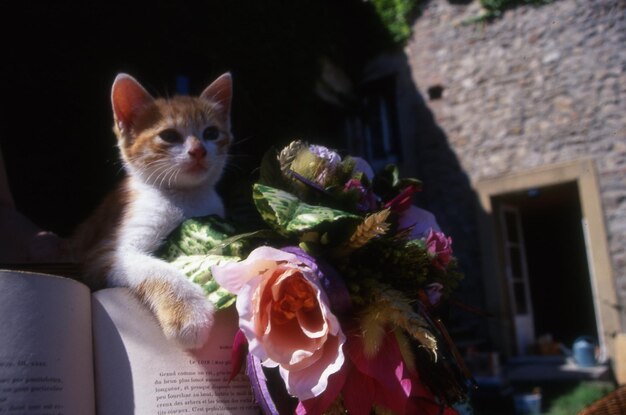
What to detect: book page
<box><xmin>0</xmin><ymin>270</ymin><xmax>95</xmax><ymax>415</ymax></box>
<box><xmin>92</xmin><ymin>288</ymin><xmax>257</xmax><ymax>415</ymax></box>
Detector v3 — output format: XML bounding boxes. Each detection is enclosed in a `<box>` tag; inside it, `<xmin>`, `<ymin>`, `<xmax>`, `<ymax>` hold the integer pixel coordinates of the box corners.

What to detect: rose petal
<box><xmin>264</xmin><ymin>315</ymin><xmax>325</xmax><ymax>368</ymax></box>
<box><xmin>346</xmin><ymin>332</ymin><xmax>413</xmax><ymax>414</ymax></box>
<box><xmin>228</xmin><ymin>330</ymin><xmax>248</xmax><ymax>383</ymax></box>
<box><xmin>296</xmin><ymin>306</ymin><xmax>326</xmax><ymax>339</ymax></box>
<box><xmin>288</xmin><ymin>348</ymin><xmax>319</xmax><ymax>369</ymax></box>
<box><xmin>296</xmin><ymin>363</ymin><xmax>349</xmax><ymax>415</ymax></box>
<box><xmin>280</xmin><ymin>333</ymin><xmax>346</xmax><ymax>400</ymax></box>
<box><xmin>212</xmin><ymin>246</ymin><xmax>299</xmax><ymax>294</ymax></box>
<box><xmin>280</xmin><ymin>246</ymin><xmax>319</xmax><ymax>273</ymax></box>
<box><xmin>236</xmin><ymin>278</ymin><xmax>269</xmax><ymax>361</ymax></box>
<box><xmin>342</xmin><ymin>364</ymin><xmax>377</xmax><ymax>414</ymax></box>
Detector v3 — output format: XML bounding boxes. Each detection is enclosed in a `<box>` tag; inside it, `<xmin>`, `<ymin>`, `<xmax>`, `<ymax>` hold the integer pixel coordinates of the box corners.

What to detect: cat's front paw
<box><xmin>138</xmin><ymin>279</ymin><xmax>215</xmax><ymax>349</ymax></box>
<box><xmin>171</xmin><ymin>290</ymin><xmax>215</xmax><ymax>349</ymax></box>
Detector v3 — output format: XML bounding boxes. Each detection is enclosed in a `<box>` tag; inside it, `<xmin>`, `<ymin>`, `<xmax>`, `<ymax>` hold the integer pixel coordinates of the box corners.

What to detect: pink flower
<box><xmin>344</xmin><ymin>178</ymin><xmax>365</xmax><ymax>194</ymax></box>
<box><xmin>384</xmin><ymin>183</ymin><xmax>421</xmax><ymax>213</ymax></box>
<box><xmin>211</xmin><ymin>246</ymin><xmax>346</xmax><ymax>400</ymax></box>
<box><xmin>425</xmin><ymin>229</ymin><xmax>453</xmax><ymax>270</ymax></box>
<box><xmin>297</xmin><ymin>330</ymin><xmax>457</xmax><ymax>415</ymax></box>
<box><xmin>342</xmin><ymin>332</ymin><xmax>416</xmax><ymax>414</ymax></box>
<box><xmin>344</xmin><ymin>179</ymin><xmax>378</xmax><ymax>212</ymax></box>
<box><xmin>397</xmin><ymin>205</ymin><xmax>442</xmax><ymax>239</ymax></box>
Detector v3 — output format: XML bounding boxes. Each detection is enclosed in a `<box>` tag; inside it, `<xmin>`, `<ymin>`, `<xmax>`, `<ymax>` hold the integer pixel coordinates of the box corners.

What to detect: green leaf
<box><xmin>159</xmin><ymin>215</ymin><xmax>235</xmax><ymax>260</ymax></box>
<box><xmin>372</xmin><ymin>164</ymin><xmax>400</xmax><ymax>200</ymax></box>
<box><xmin>171</xmin><ymin>254</ymin><xmax>240</xmax><ymax>310</ymax></box>
<box><xmin>397</xmin><ymin>177</ymin><xmax>423</xmax><ymax>191</ymax></box>
<box><xmin>253</xmin><ymin>184</ymin><xmax>361</xmax><ymax>234</ymax></box>
<box><xmin>370</xmin><ymin>0</ymin><xmax>421</xmax><ymax>43</ymax></box>
<box><xmin>206</xmin><ymin>229</ymin><xmax>281</xmax><ymax>257</ymax></box>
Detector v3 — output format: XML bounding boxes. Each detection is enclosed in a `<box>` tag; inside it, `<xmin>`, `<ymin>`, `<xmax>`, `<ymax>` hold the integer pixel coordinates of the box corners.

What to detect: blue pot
<box><xmin>572</xmin><ymin>336</ymin><xmax>597</xmax><ymax>367</ymax></box>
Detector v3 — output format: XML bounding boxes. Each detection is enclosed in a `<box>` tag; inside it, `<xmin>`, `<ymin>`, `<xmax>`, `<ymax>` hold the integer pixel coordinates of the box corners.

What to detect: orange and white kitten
<box><xmin>72</xmin><ymin>73</ymin><xmax>233</xmax><ymax>349</ymax></box>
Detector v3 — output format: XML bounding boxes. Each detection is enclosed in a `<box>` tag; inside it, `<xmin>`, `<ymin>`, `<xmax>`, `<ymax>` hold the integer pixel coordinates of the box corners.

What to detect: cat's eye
<box><xmin>202</xmin><ymin>126</ymin><xmax>220</xmax><ymax>141</ymax></box>
<box><xmin>159</xmin><ymin>129</ymin><xmax>183</xmax><ymax>143</ymax></box>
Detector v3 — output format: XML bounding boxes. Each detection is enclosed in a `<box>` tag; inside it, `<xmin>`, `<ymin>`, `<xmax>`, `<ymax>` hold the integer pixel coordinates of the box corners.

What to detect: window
<box><xmin>345</xmin><ymin>76</ymin><xmax>401</xmax><ymax>171</ymax></box>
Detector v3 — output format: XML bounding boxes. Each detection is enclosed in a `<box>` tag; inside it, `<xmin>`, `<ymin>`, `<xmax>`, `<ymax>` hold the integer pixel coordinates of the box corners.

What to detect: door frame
<box><xmin>498</xmin><ymin>205</ymin><xmax>535</xmax><ymax>355</ymax></box>
<box><xmin>474</xmin><ymin>159</ymin><xmax>619</xmax><ymax>360</ymax></box>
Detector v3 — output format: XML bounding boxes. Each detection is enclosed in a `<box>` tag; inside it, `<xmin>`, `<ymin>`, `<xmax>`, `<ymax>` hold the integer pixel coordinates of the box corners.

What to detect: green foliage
<box><xmin>158</xmin><ymin>215</ymin><xmax>236</xmax><ymax>261</ymax></box>
<box><xmin>253</xmin><ymin>184</ymin><xmax>361</xmax><ymax>237</ymax></box>
<box><xmin>369</xmin><ymin>0</ymin><xmax>422</xmax><ymax>43</ymax></box>
<box><xmin>343</xmin><ymin>237</ymin><xmax>431</xmax><ymax>290</ymax></box>
<box><xmin>171</xmin><ymin>254</ymin><xmax>240</xmax><ymax>310</ymax></box>
<box><xmin>479</xmin><ymin>0</ymin><xmax>553</xmax><ymax>20</ymax></box>
<box><xmin>158</xmin><ymin>215</ymin><xmax>241</xmax><ymax>309</ymax></box>
<box><xmin>545</xmin><ymin>382</ymin><xmax>615</xmax><ymax>415</ymax></box>
<box><xmin>372</xmin><ymin>164</ymin><xmax>422</xmax><ymax>202</ymax></box>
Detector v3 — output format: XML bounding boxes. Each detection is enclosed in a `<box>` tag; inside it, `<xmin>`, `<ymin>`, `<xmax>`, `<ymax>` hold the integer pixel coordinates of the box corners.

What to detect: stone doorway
<box><xmin>492</xmin><ymin>182</ymin><xmax>598</xmax><ymax>355</ymax></box>
<box><xmin>475</xmin><ymin>160</ymin><xmax>620</xmax><ymax>360</ymax></box>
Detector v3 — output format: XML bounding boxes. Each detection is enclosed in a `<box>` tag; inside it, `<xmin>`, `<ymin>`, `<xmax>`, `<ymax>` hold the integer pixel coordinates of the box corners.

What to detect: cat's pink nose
<box><xmin>188</xmin><ymin>145</ymin><xmax>207</xmax><ymax>160</ymax></box>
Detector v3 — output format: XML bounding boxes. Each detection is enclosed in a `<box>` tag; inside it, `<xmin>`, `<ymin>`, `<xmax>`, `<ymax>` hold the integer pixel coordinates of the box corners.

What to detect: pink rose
<box><xmin>211</xmin><ymin>246</ymin><xmax>346</xmax><ymax>400</ymax></box>
<box><xmin>425</xmin><ymin>229</ymin><xmax>453</xmax><ymax>270</ymax></box>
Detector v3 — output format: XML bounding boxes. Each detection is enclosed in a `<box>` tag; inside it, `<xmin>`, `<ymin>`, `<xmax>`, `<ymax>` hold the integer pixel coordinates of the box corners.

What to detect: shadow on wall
<box><xmin>357</xmin><ymin>51</ymin><xmax>492</xmax><ymax>350</ymax></box>
<box><xmin>411</xmin><ymin>72</ymin><xmax>492</xmax><ymax>349</ymax></box>
<box><xmin>382</xmin><ymin>49</ymin><xmax>612</xmax><ymax>365</ymax></box>
<box><xmin>382</xmin><ymin>52</ymin><xmax>604</xmax><ymax>361</ymax></box>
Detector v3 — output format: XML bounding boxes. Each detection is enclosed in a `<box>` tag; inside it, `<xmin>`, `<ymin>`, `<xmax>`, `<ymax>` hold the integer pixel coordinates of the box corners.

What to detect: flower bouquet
<box><xmin>159</xmin><ymin>141</ymin><xmax>470</xmax><ymax>414</ymax></box>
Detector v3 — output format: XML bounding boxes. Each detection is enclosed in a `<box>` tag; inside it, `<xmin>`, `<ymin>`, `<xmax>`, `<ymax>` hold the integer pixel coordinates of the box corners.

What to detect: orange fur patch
<box><xmin>136</xmin><ymin>279</ymin><xmax>191</xmax><ymax>333</ymax></box>
<box><xmin>70</xmin><ymin>179</ymin><xmax>135</xmax><ymax>288</ymax></box>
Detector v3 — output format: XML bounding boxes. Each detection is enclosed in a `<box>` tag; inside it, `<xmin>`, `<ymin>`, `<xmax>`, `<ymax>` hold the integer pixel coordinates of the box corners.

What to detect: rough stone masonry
<box><xmin>405</xmin><ymin>0</ymin><xmax>625</xmax><ymax>330</ymax></box>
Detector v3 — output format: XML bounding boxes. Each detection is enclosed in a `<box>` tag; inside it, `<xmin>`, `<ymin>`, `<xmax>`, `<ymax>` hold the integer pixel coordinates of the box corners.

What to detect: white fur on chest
<box><xmin>119</xmin><ymin>178</ymin><xmax>224</xmax><ymax>253</ymax></box>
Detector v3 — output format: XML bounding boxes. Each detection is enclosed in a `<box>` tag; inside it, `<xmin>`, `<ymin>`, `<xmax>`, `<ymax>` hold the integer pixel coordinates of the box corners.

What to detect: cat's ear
<box><xmin>200</xmin><ymin>73</ymin><xmax>232</xmax><ymax>127</ymax></box>
<box><xmin>111</xmin><ymin>74</ymin><xmax>155</xmax><ymax>134</ymax></box>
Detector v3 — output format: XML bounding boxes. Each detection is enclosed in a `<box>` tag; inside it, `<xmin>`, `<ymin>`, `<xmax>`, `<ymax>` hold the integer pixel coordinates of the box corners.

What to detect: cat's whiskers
<box><xmin>167</xmin><ymin>166</ymin><xmax>182</xmax><ymax>189</ymax></box>
<box><xmin>142</xmin><ymin>161</ymin><xmax>173</xmax><ymax>186</ymax></box>
<box><xmin>145</xmin><ymin>163</ymin><xmax>175</xmax><ymax>187</ymax></box>
<box><xmin>130</xmin><ymin>157</ymin><xmax>170</xmax><ymax>170</ymax></box>
<box><xmin>164</xmin><ymin>164</ymin><xmax>183</xmax><ymax>189</ymax></box>
<box><xmin>154</xmin><ymin>164</ymin><xmax>178</xmax><ymax>189</ymax></box>
<box><xmin>125</xmin><ymin>157</ymin><xmax>165</xmax><ymax>174</ymax></box>
<box><xmin>230</xmin><ymin>135</ymin><xmax>253</xmax><ymax>148</ymax></box>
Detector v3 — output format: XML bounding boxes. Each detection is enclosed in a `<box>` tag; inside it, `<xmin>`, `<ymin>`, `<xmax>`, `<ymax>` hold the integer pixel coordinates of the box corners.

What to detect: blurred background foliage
<box><xmin>479</xmin><ymin>0</ymin><xmax>553</xmax><ymax>19</ymax></box>
<box><xmin>369</xmin><ymin>0</ymin><xmax>423</xmax><ymax>42</ymax></box>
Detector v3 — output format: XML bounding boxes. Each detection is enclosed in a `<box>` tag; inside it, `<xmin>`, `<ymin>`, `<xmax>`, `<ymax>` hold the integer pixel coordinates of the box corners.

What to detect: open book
<box><xmin>0</xmin><ymin>270</ymin><xmax>257</xmax><ymax>415</ymax></box>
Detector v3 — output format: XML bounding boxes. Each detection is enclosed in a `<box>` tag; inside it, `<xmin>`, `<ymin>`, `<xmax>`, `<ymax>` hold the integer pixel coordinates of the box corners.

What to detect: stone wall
<box><xmin>403</xmin><ymin>0</ymin><xmax>626</xmax><ymax>331</ymax></box>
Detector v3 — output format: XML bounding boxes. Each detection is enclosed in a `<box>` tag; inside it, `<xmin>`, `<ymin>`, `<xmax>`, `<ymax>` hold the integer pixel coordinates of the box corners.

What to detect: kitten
<box><xmin>72</xmin><ymin>72</ymin><xmax>233</xmax><ymax>349</ymax></box>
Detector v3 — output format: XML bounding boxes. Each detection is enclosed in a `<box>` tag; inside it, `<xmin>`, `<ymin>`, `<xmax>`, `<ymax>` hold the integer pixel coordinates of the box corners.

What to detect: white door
<box><xmin>499</xmin><ymin>205</ymin><xmax>535</xmax><ymax>355</ymax></box>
